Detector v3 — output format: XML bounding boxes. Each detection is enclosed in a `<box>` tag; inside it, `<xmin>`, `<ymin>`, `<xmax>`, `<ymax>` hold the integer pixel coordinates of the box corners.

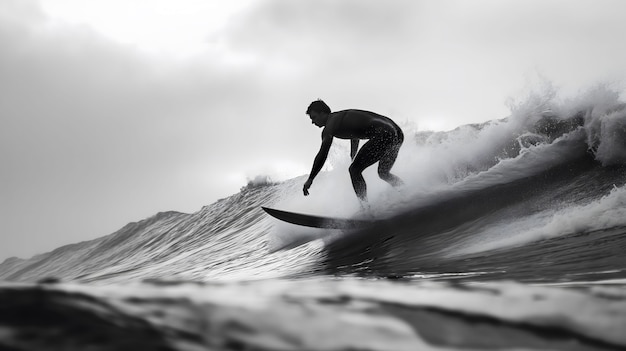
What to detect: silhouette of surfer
<box><xmin>303</xmin><ymin>99</ymin><xmax>404</xmax><ymax>202</ymax></box>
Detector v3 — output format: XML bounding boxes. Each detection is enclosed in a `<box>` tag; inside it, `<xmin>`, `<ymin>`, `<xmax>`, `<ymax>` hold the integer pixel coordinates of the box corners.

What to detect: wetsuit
<box><xmin>347</xmin><ymin>114</ymin><xmax>404</xmax><ymax>200</ymax></box>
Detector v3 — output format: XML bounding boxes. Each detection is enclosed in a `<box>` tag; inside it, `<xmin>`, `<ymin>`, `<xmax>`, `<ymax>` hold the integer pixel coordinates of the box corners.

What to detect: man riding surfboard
<box><xmin>303</xmin><ymin>99</ymin><xmax>404</xmax><ymax>202</ymax></box>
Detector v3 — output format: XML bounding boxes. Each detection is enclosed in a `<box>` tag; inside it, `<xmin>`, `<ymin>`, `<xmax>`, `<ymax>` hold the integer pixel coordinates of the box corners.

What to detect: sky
<box><xmin>1</xmin><ymin>0</ymin><xmax>626</xmax><ymax>261</ymax></box>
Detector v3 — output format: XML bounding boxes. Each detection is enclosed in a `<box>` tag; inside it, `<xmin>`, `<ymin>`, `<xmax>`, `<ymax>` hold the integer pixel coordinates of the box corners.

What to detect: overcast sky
<box><xmin>2</xmin><ymin>0</ymin><xmax>626</xmax><ymax>261</ymax></box>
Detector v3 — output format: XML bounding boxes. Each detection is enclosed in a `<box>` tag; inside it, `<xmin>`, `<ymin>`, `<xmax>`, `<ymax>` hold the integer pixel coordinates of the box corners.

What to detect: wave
<box><xmin>1</xmin><ymin>84</ymin><xmax>626</xmax><ymax>284</ymax></box>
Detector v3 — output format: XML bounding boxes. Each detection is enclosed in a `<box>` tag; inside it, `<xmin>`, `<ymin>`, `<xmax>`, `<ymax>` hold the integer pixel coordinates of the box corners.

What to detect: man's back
<box><xmin>325</xmin><ymin>109</ymin><xmax>400</xmax><ymax>140</ymax></box>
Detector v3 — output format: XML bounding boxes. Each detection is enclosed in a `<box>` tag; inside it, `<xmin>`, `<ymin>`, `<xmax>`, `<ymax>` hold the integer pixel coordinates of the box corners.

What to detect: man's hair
<box><xmin>306</xmin><ymin>99</ymin><xmax>331</xmax><ymax>115</ymax></box>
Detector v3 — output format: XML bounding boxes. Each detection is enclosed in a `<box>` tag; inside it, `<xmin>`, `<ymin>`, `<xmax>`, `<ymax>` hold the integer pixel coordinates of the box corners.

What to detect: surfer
<box><xmin>303</xmin><ymin>99</ymin><xmax>404</xmax><ymax>202</ymax></box>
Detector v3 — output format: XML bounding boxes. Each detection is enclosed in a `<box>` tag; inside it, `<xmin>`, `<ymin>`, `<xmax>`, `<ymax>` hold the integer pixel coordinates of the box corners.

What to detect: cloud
<box><xmin>0</xmin><ymin>0</ymin><xmax>282</xmax><ymax>258</ymax></box>
<box><xmin>220</xmin><ymin>0</ymin><xmax>428</xmax><ymax>87</ymax></box>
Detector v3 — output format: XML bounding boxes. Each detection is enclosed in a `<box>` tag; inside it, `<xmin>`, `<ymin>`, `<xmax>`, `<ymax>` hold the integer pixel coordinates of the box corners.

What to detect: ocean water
<box><xmin>1</xmin><ymin>86</ymin><xmax>626</xmax><ymax>350</ymax></box>
<box><xmin>1</xmin><ymin>85</ymin><xmax>625</xmax><ymax>285</ymax></box>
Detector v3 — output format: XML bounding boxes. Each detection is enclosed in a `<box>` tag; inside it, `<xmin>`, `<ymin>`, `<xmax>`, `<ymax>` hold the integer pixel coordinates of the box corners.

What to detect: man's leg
<box><xmin>349</xmin><ymin>167</ymin><xmax>367</xmax><ymax>201</ymax></box>
<box><xmin>349</xmin><ymin>139</ymin><xmax>383</xmax><ymax>201</ymax></box>
<box><xmin>378</xmin><ymin>139</ymin><xmax>403</xmax><ymax>187</ymax></box>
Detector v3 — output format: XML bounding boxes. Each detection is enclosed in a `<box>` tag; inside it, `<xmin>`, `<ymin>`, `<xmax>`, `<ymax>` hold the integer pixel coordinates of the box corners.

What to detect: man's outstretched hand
<box><xmin>303</xmin><ymin>179</ymin><xmax>312</xmax><ymax>196</ymax></box>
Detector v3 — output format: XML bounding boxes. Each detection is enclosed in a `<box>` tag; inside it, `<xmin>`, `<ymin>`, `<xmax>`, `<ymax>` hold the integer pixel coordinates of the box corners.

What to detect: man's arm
<box><xmin>350</xmin><ymin>139</ymin><xmax>359</xmax><ymax>160</ymax></box>
<box><xmin>303</xmin><ymin>135</ymin><xmax>333</xmax><ymax>196</ymax></box>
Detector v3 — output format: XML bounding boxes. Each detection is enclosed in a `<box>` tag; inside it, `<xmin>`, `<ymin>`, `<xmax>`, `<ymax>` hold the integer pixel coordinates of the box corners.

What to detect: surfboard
<box><xmin>261</xmin><ymin>207</ymin><xmax>374</xmax><ymax>229</ymax></box>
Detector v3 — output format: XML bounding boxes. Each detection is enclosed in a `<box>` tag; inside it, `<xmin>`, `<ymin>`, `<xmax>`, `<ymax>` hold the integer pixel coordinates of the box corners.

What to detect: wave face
<box><xmin>1</xmin><ymin>86</ymin><xmax>626</xmax><ymax>284</ymax></box>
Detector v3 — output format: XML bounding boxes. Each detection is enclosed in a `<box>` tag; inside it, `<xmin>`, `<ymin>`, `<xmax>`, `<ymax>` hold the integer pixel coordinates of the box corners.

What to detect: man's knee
<box><xmin>379</xmin><ymin>169</ymin><xmax>397</xmax><ymax>183</ymax></box>
<box><xmin>380</xmin><ymin>171</ymin><xmax>402</xmax><ymax>186</ymax></box>
<box><xmin>349</xmin><ymin>163</ymin><xmax>364</xmax><ymax>177</ymax></box>
<box><xmin>378</xmin><ymin>168</ymin><xmax>390</xmax><ymax>179</ymax></box>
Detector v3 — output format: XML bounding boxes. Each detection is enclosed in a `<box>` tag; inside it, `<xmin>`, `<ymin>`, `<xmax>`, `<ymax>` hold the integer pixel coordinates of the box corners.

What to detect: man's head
<box><xmin>306</xmin><ymin>99</ymin><xmax>331</xmax><ymax>128</ymax></box>
<box><xmin>306</xmin><ymin>99</ymin><xmax>331</xmax><ymax>115</ymax></box>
